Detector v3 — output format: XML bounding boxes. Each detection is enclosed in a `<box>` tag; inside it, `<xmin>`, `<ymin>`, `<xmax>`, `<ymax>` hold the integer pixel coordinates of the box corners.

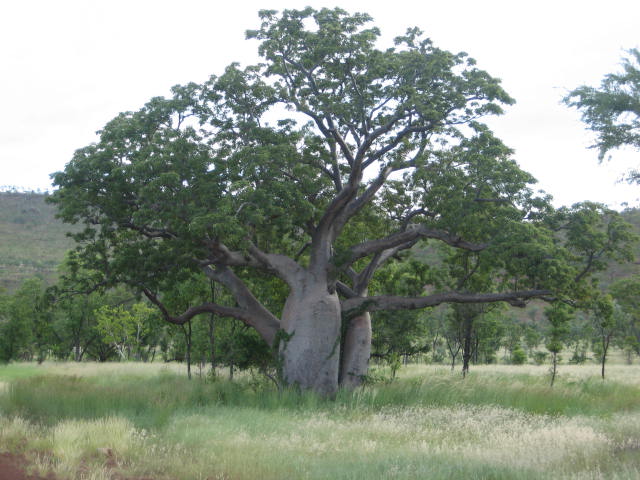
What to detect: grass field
<box><xmin>0</xmin><ymin>362</ymin><xmax>639</xmax><ymax>479</ymax></box>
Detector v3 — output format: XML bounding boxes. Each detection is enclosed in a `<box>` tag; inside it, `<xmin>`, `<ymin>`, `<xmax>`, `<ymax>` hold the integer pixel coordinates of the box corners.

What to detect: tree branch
<box><xmin>142</xmin><ymin>287</ymin><xmax>248</xmax><ymax>325</ymax></box>
<box><xmin>200</xmin><ymin>266</ymin><xmax>281</xmax><ymax>344</ymax></box>
<box><xmin>342</xmin><ymin>289</ymin><xmax>553</xmax><ymax>316</ymax></box>
<box><xmin>337</xmin><ymin>225</ymin><xmax>487</xmax><ymax>271</ymax></box>
<box><xmin>247</xmin><ymin>241</ymin><xmax>305</xmax><ymax>287</ymax></box>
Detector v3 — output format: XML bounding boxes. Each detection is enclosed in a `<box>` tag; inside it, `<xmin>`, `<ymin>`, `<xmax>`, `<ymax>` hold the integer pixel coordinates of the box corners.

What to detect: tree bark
<box><xmin>601</xmin><ymin>335</ymin><xmax>610</xmax><ymax>380</ymax></box>
<box><xmin>339</xmin><ymin>312</ymin><xmax>372</xmax><ymax>388</ymax></box>
<box><xmin>462</xmin><ymin>316</ymin><xmax>473</xmax><ymax>378</ymax></box>
<box><xmin>280</xmin><ymin>283</ymin><xmax>342</xmax><ymax>396</ymax></box>
<box><xmin>550</xmin><ymin>352</ymin><xmax>558</xmax><ymax>387</ymax></box>
<box><xmin>209</xmin><ymin>281</ymin><xmax>216</xmax><ymax>375</ymax></box>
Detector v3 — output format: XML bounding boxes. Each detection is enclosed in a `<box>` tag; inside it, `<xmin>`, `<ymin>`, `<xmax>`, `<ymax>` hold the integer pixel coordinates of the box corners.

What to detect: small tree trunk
<box><xmin>473</xmin><ymin>337</ymin><xmax>479</xmax><ymax>364</ymax></box>
<box><xmin>209</xmin><ymin>281</ymin><xmax>216</xmax><ymax>375</ymax></box>
<box><xmin>182</xmin><ymin>322</ymin><xmax>192</xmax><ymax>380</ymax></box>
<box><xmin>339</xmin><ymin>312</ymin><xmax>371</xmax><ymax>389</ymax></box>
<box><xmin>74</xmin><ymin>338</ymin><xmax>81</xmax><ymax>362</ymax></box>
<box><xmin>446</xmin><ymin>337</ymin><xmax>460</xmax><ymax>371</ymax></box>
<box><xmin>550</xmin><ymin>352</ymin><xmax>558</xmax><ymax>387</ymax></box>
<box><xmin>601</xmin><ymin>335</ymin><xmax>610</xmax><ymax>380</ymax></box>
<box><xmin>462</xmin><ymin>317</ymin><xmax>473</xmax><ymax>378</ymax></box>
<box><xmin>228</xmin><ymin>319</ymin><xmax>236</xmax><ymax>380</ymax></box>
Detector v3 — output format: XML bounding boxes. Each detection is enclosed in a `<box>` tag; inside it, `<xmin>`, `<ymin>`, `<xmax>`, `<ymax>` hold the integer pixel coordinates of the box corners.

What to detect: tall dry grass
<box><xmin>0</xmin><ymin>362</ymin><xmax>638</xmax><ymax>479</ymax></box>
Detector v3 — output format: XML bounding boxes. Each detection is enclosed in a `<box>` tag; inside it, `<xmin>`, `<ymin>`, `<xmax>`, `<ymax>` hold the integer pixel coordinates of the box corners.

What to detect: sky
<box><xmin>0</xmin><ymin>0</ymin><xmax>638</xmax><ymax>209</ymax></box>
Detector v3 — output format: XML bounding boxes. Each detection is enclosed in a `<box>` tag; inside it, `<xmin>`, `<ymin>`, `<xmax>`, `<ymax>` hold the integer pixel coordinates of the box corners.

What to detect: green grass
<box><xmin>0</xmin><ymin>363</ymin><xmax>43</xmax><ymax>381</ymax></box>
<box><xmin>3</xmin><ymin>365</ymin><xmax>638</xmax><ymax>427</ymax></box>
<box><xmin>0</xmin><ymin>362</ymin><xmax>639</xmax><ymax>479</ymax></box>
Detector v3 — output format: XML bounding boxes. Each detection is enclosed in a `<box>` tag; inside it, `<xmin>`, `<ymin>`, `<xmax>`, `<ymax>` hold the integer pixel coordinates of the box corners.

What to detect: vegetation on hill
<box><xmin>0</xmin><ymin>192</ymin><xmax>76</xmax><ymax>293</ymax></box>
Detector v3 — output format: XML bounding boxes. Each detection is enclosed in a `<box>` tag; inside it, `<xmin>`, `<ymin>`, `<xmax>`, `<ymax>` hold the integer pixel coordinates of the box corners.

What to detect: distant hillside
<box><xmin>0</xmin><ymin>191</ymin><xmax>76</xmax><ymax>292</ymax></box>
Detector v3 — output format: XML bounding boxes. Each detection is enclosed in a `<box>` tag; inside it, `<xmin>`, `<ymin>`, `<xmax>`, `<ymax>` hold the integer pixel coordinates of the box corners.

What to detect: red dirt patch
<box><xmin>0</xmin><ymin>452</ymin><xmax>55</xmax><ymax>480</ymax></box>
<box><xmin>0</xmin><ymin>451</ymin><xmax>159</xmax><ymax>480</ymax></box>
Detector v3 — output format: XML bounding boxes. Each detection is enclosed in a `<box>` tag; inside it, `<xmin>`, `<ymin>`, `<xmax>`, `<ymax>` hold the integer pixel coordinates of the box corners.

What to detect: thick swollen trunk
<box><xmin>280</xmin><ymin>284</ymin><xmax>342</xmax><ymax>396</ymax></box>
<box><xmin>339</xmin><ymin>312</ymin><xmax>372</xmax><ymax>389</ymax></box>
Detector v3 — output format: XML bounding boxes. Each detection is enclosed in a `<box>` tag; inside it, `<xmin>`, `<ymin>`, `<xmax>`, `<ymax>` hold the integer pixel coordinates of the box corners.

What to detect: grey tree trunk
<box><xmin>601</xmin><ymin>335</ymin><xmax>610</xmax><ymax>380</ymax></box>
<box><xmin>280</xmin><ymin>284</ymin><xmax>342</xmax><ymax>396</ymax></box>
<box><xmin>339</xmin><ymin>312</ymin><xmax>372</xmax><ymax>389</ymax></box>
<box><xmin>462</xmin><ymin>316</ymin><xmax>473</xmax><ymax>378</ymax></box>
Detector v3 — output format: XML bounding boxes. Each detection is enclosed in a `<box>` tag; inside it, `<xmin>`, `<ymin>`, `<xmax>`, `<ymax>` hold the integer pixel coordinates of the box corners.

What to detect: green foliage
<box><xmin>386</xmin><ymin>352</ymin><xmax>402</xmax><ymax>380</ymax></box>
<box><xmin>544</xmin><ymin>303</ymin><xmax>573</xmax><ymax>354</ymax></box>
<box><xmin>0</xmin><ymin>278</ymin><xmax>53</xmax><ymax>363</ymax></box>
<box><xmin>532</xmin><ymin>351</ymin><xmax>548</xmax><ymax>365</ymax></box>
<box><xmin>564</xmin><ymin>48</ymin><xmax>640</xmax><ymax>167</ymax></box>
<box><xmin>95</xmin><ymin>303</ymin><xmax>160</xmax><ymax>361</ymax></box>
<box><xmin>608</xmin><ymin>275</ymin><xmax>640</xmax><ymax>356</ymax></box>
<box><xmin>510</xmin><ymin>345</ymin><xmax>527</xmax><ymax>365</ymax></box>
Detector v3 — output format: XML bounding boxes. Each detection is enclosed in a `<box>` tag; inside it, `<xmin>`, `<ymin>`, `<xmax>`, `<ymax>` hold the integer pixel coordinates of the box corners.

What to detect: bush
<box><xmin>533</xmin><ymin>351</ymin><xmax>548</xmax><ymax>365</ymax></box>
<box><xmin>511</xmin><ymin>345</ymin><xmax>527</xmax><ymax>365</ymax></box>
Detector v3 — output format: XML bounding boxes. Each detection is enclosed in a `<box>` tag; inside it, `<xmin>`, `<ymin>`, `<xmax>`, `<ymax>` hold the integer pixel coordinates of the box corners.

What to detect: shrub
<box><xmin>511</xmin><ymin>345</ymin><xmax>527</xmax><ymax>365</ymax></box>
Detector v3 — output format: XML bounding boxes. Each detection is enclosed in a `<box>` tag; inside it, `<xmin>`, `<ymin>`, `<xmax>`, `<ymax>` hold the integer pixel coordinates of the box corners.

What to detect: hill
<box><xmin>0</xmin><ymin>191</ymin><xmax>76</xmax><ymax>292</ymax></box>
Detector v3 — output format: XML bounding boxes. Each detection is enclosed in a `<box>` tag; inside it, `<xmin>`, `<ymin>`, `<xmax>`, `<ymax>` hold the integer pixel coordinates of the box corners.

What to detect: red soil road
<box><xmin>0</xmin><ymin>452</ymin><xmax>55</xmax><ymax>480</ymax></box>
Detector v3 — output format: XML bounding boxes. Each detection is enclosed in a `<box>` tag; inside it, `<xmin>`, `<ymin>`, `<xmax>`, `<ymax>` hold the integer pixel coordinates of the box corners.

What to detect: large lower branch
<box><xmin>341</xmin><ymin>289</ymin><xmax>552</xmax><ymax>316</ymax></box>
<box><xmin>142</xmin><ymin>264</ymin><xmax>283</xmax><ymax>345</ymax></box>
<box><xmin>201</xmin><ymin>266</ymin><xmax>281</xmax><ymax>344</ymax></box>
<box><xmin>142</xmin><ymin>288</ymin><xmax>244</xmax><ymax>324</ymax></box>
<box><xmin>247</xmin><ymin>242</ymin><xmax>305</xmax><ymax>287</ymax></box>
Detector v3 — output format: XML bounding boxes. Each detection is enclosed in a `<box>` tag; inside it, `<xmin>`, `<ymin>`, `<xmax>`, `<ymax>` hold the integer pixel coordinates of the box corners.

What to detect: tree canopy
<box><xmin>564</xmin><ymin>48</ymin><xmax>640</xmax><ymax>179</ymax></box>
<box><xmin>49</xmin><ymin>8</ymin><xmax>634</xmax><ymax>395</ymax></box>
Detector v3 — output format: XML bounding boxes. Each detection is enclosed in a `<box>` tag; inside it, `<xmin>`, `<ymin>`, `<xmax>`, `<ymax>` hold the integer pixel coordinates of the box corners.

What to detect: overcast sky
<box><xmin>1</xmin><ymin>0</ymin><xmax>638</xmax><ymax>209</ymax></box>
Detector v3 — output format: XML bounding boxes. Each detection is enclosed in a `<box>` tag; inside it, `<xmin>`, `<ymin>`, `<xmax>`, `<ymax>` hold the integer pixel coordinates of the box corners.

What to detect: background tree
<box><xmin>545</xmin><ymin>303</ymin><xmax>574</xmax><ymax>387</ymax></box>
<box><xmin>0</xmin><ymin>278</ymin><xmax>53</xmax><ymax>363</ymax></box>
<box><xmin>609</xmin><ymin>275</ymin><xmax>640</xmax><ymax>359</ymax></box>
<box><xmin>588</xmin><ymin>294</ymin><xmax>615</xmax><ymax>379</ymax></box>
<box><xmin>442</xmin><ymin>307</ymin><xmax>463</xmax><ymax>370</ymax></box>
<box><xmin>564</xmin><ymin>48</ymin><xmax>640</xmax><ymax>180</ymax></box>
<box><xmin>566</xmin><ymin>311</ymin><xmax>593</xmax><ymax>365</ymax></box>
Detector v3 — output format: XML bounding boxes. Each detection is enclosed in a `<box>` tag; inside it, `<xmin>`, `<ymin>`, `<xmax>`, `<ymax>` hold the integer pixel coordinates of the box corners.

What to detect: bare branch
<box><xmin>337</xmin><ymin>225</ymin><xmax>487</xmax><ymax>270</ymax></box>
<box><xmin>142</xmin><ymin>287</ymin><xmax>250</xmax><ymax>325</ymax></box>
<box><xmin>352</xmin><ymin>241</ymin><xmax>418</xmax><ymax>293</ymax></box>
<box><xmin>361</xmin><ymin>123</ymin><xmax>432</xmax><ymax>169</ymax></box>
<box><xmin>121</xmin><ymin>222</ymin><xmax>177</xmax><ymax>240</ymax></box>
<box><xmin>294</xmin><ymin>242</ymin><xmax>311</xmax><ymax>261</ymax></box>
<box><xmin>342</xmin><ymin>289</ymin><xmax>553</xmax><ymax>316</ymax></box>
<box><xmin>336</xmin><ymin>281</ymin><xmax>358</xmax><ymax>299</ymax></box>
